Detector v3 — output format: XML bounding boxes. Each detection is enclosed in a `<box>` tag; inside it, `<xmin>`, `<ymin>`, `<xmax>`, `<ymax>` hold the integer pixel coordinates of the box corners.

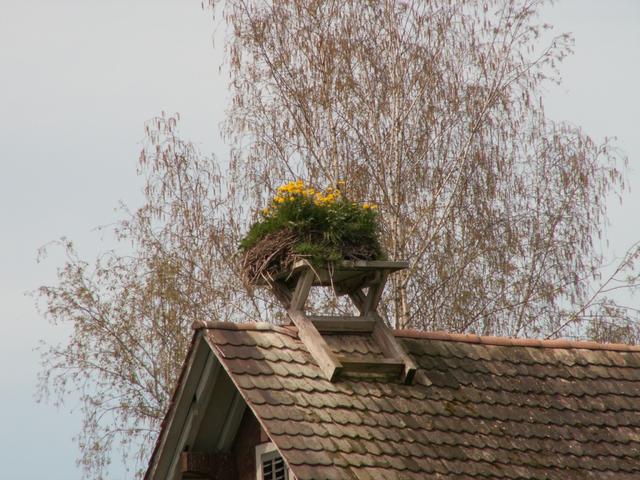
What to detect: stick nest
<box><xmin>240</xmin><ymin>228</ymin><xmax>380</xmax><ymax>285</ymax></box>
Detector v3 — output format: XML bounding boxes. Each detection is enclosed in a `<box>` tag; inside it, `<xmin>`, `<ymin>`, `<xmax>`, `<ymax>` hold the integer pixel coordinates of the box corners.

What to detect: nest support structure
<box><xmin>261</xmin><ymin>259</ymin><xmax>417</xmax><ymax>384</ymax></box>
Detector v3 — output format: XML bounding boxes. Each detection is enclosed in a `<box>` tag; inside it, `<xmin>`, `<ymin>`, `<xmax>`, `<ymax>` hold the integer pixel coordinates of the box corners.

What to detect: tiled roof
<box><xmin>199</xmin><ymin>321</ymin><xmax>640</xmax><ymax>480</ymax></box>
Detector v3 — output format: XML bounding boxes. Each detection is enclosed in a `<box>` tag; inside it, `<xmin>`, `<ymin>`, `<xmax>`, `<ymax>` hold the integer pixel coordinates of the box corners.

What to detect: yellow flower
<box><xmin>276</xmin><ymin>179</ymin><xmax>314</xmax><ymax>199</ymax></box>
<box><xmin>272</xmin><ymin>180</ymin><xmax>349</xmax><ymax>209</ymax></box>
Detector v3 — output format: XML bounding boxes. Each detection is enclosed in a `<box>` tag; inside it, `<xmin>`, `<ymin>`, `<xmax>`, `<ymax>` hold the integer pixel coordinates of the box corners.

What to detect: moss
<box><xmin>240</xmin><ymin>181</ymin><xmax>385</xmax><ymax>280</ymax></box>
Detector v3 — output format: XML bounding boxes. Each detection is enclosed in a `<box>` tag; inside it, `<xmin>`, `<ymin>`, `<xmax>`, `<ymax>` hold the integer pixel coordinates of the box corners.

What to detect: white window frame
<box><xmin>255</xmin><ymin>442</ymin><xmax>291</xmax><ymax>480</ymax></box>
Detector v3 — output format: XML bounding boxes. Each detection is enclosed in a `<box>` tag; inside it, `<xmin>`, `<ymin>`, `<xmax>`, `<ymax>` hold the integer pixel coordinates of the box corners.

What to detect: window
<box><xmin>255</xmin><ymin>442</ymin><xmax>290</xmax><ymax>480</ymax></box>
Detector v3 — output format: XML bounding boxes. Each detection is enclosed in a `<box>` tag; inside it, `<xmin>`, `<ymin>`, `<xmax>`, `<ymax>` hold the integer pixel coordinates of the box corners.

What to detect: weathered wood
<box><xmin>180</xmin><ymin>451</ymin><xmax>237</xmax><ymax>479</ymax></box>
<box><xmin>362</xmin><ymin>270</ymin><xmax>389</xmax><ymax>313</ymax></box>
<box><xmin>270</xmin><ymin>281</ymin><xmax>293</xmax><ymax>310</ymax></box>
<box><xmin>215</xmin><ymin>391</ymin><xmax>246</xmax><ymax>451</ymax></box>
<box><xmin>290</xmin><ymin>268</ymin><xmax>315</xmax><ymax>311</ymax></box>
<box><xmin>348</xmin><ymin>290</ymin><xmax>367</xmax><ymax>314</ymax></box>
<box><xmin>337</xmin><ymin>355</ymin><xmax>405</xmax><ymax>375</ymax></box>
<box><xmin>267</xmin><ymin>260</ymin><xmax>408</xmax><ymax>291</ymax></box>
<box><xmin>291</xmin><ymin>259</ymin><xmax>409</xmax><ymax>273</ymax></box>
<box><xmin>371</xmin><ymin>312</ymin><xmax>418</xmax><ymax>384</ymax></box>
<box><xmin>267</xmin><ymin>259</ymin><xmax>417</xmax><ymax>384</ymax></box>
<box><xmin>310</xmin><ymin>315</ymin><xmax>376</xmax><ymax>333</ymax></box>
<box><xmin>287</xmin><ymin>309</ymin><xmax>343</xmax><ymax>381</ymax></box>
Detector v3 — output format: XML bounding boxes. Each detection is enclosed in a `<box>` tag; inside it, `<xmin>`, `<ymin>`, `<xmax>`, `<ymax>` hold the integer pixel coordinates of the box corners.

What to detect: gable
<box><xmin>146</xmin><ymin>335</ymin><xmax>249</xmax><ymax>480</ymax></box>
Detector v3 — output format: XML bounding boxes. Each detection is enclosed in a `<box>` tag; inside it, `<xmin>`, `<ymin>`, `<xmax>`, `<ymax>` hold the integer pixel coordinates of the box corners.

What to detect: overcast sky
<box><xmin>1</xmin><ymin>1</ymin><xmax>639</xmax><ymax>478</ymax></box>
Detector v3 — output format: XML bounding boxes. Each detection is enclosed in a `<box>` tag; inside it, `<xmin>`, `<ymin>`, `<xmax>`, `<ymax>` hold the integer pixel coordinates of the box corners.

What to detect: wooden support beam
<box><xmin>166</xmin><ymin>353</ymin><xmax>221</xmax><ymax>478</ymax></box>
<box><xmin>180</xmin><ymin>451</ymin><xmax>237</xmax><ymax>479</ymax></box>
<box><xmin>215</xmin><ymin>391</ymin><xmax>246</xmax><ymax>451</ymax></box>
<box><xmin>337</xmin><ymin>260</ymin><xmax>409</xmax><ymax>271</ymax></box>
<box><xmin>287</xmin><ymin>309</ymin><xmax>343</xmax><ymax>381</ymax></box>
<box><xmin>271</xmin><ymin>281</ymin><xmax>293</xmax><ymax>310</ymax></box>
<box><xmin>290</xmin><ymin>268</ymin><xmax>315</xmax><ymax>311</ymax></box>
<box><xmin>363</xmin><ymin>270</ymin><xmax>389</xmax><ymax>313</ymax></box>
<box><xmin>371</xmin><ymin>312</ymin><xmax>418</xmax><ymax>384</ymax></box>
<box><xmin>267</xmin><ymin>260</ymin><xmax>418</xmax><ymax>384</ymax></box>
<box><xmin>348</xmin><ymin>290</ymin><xmax>367</xmax><ymax>314</ymax></box>
<box><xmin>259</xmin><ymin>259</ymin><xmax>409</xmax><ymax>291</ymax></box>
<box><xmin>291</xmin><ymin>259</ymin><xmax>408</xmax><ymax>274</ymax></box>
<box><xmin>309</xmin><ymin>315</ymin><xmax>376</xmax><ymax>333</ymax></box>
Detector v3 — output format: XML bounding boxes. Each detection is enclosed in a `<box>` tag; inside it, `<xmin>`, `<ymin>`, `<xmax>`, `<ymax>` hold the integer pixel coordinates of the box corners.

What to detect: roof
<box><xmin>205</xmin><ymin>321</ymin><xmax>640</xmax><ymax>479</ymax></box>
<box><xmin>148</xmin><ymin>321</ymin><xmax>640</xmax><ymax>479</ymax></box>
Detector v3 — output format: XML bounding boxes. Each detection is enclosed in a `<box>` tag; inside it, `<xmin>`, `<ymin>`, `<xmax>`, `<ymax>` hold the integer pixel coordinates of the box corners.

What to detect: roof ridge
<box><xmin>396</xmin><ymin>329</ymin><xmax>640</xmax><ymax>352</ymax></box>
<box><xmin>193</xmin><ymin>321</ymin><xmax>640</xmax><ymax>352</ymax></box>
<box><xmin>191</xmin><ymin>320</ymin><xmax>299</xmax><ymax>338</ymax></box>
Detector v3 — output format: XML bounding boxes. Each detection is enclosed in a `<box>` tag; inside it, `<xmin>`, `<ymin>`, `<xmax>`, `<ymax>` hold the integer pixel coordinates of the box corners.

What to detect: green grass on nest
<box><xmin>239</xmin><ymin>185</ymin><xmax>385</xmax><ymax>284</ymax></box>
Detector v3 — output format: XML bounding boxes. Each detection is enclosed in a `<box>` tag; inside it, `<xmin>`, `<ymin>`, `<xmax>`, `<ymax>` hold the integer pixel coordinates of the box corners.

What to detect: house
<box><xmin>145</xmin><ymin>261</ymin><xmax>640</xmax><ymax>479</ymax></box>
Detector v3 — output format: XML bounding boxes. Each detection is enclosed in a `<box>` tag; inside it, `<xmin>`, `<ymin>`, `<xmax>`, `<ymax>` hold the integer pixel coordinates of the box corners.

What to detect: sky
<box><xmin>0</xmin><ymin>0</ymin><xmax>639</xmax><ymax>478</ymax></box>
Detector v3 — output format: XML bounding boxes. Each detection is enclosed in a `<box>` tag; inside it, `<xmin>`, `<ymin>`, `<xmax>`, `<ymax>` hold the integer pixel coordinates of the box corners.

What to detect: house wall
<box><xmin>231</xmin><ymin>408</ymin><xmax>270</xmax><ymax>480</ymax></box>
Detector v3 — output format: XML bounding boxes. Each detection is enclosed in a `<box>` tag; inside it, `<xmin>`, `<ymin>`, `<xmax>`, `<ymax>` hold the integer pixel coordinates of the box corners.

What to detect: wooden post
<box><xmin>287</xmin><ymin>309</ymin><xmax>343</xmax><ymax>381</ymax></box>
<box><xmin>371</xmin><ymin>312</ymin><xmax>417</xmax><ymax>384</ymax></box>
<box><xmin>348</xmin><ymin>290</ymin><xmax>367</xmax><ymax>314</ymax></box>
<box><xmin>290</xmin><ymin>269</ymin><xmax>315</xmax><ymax>311</ymax></box>
<box><xmin>363</xmin><ymin>270</ymin><xmax>389</xmax><ymax>313</ymax></box>
<box><xmin>270</xmin><ymin>281</ymin><xmax>293</xmax><ymax>310</ymax></box>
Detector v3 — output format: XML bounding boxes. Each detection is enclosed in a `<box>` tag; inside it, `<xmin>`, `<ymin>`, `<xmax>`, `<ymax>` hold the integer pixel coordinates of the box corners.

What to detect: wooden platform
<box><xmin>260</xmin><ymin>259</ymin><xmax>408</xmax><ymax>294</ymax></box>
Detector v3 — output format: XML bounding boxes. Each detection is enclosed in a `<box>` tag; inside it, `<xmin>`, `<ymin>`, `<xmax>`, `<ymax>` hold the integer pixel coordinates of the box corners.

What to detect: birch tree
<box><xmin>220</xmin><ymin>0</ymin><xmax>627</xmax><ymax>335</ymax></box>
<box><xmin>37</xmin><ymin>1</ymin><xmax>637</xmax><ymax>478</ymax></box>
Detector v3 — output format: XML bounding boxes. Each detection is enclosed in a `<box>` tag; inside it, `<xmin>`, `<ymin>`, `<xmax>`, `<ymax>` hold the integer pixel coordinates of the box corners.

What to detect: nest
<box><xmin>240</xmin><ymin>228</ymin><xmax>380</xmax><ymax>285</ymax></box>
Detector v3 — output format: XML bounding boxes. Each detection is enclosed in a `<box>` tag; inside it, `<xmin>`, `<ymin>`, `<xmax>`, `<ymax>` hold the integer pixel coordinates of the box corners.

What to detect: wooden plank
<box><xmin>271</xmin><ymin>281</ymin><xmax>293</xmax><ymax>310</ymax></box>
<box><xmin>156</xmin><ymin>337</ymin><xmax>212</xmax><ymax>480</ymax></box>
<box><xmin>309</xmin><ymin>315</ymin><xmax>376</xmax><ymax>333</ymax></box>
<box><xmin>287</xmin><ymin>309</ymin><xmax>343</xmax><ymax>381</ymax></box>
<box><xmin>371</xmin><ymin>312</ymin><xmax>418</xmax><ymax>384</ymax></box>
<box><xmin>165</xmin><ymin>350</ymin><xmax>220</xmax><ymax>479</ymax></box>
<box><xmin>290</xmin><ymin>268</ymin><xmax>315</xmax><ymax>311</ymax></box>
<box><xmin>338</xmin><ymin>260</ymin><xmax>409</xmax><ymax>271</ymax></box>
<box><xmin>348</xmin><ymin>290</ymin><xmax>367</xmax><ymax>314</ymax></box>
<box><xmin>363</xmin><ymin>271</ymin><xmax>389</xmax><ymax>313</ymax></box>
<box><xmin>259</xmin><ymin>260</ymin><xmax>407</xmax><ymax>287</ymax></box>
<box><xmin>287</xmin><ymin>260</ymin><xmax>407</xmax><ymax>290</ymax></box>
<box><xmin>291</xmin><ymin>259</ymin><xmax>408</xmax><ymax>272</ymax></box>
<box><xmin>215</xmin><ymin>390</ymin><xmax>246</xmax><ymax>451</ymax></box>
<box><xmin>337</xmin><ymin>355</ymin><xmax>405</xmax><ymax>375</ymax></box>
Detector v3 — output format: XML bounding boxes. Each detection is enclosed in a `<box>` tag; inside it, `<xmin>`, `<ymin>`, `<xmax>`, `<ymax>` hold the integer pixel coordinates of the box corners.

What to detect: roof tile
<box><xmin>202</xmin><ymin>326</ymin><xmax>640</xmax><ymax>479</ymax></box>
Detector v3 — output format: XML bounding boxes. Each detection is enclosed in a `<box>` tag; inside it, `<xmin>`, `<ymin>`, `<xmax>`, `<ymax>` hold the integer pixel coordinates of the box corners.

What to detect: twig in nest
<box><xmin>241</xmin><ymin>228</ymin><xmax>380</xmax><ymax>285</ymax></box>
